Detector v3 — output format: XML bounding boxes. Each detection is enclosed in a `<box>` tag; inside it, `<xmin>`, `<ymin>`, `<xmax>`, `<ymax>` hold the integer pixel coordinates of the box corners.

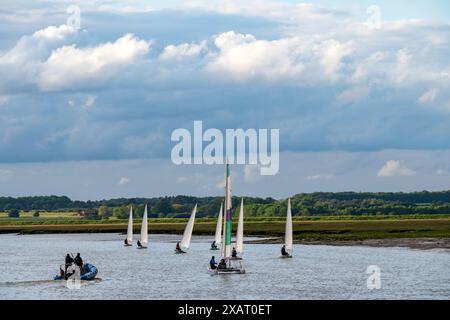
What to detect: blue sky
<box><xmin>1</xmin><ymin>0</ymin><xmax>450</xmax><ymax>200</ymax></box>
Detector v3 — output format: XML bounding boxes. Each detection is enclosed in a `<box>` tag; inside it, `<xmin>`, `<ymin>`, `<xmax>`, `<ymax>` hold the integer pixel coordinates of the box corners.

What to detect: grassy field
<box><xmin>0</xmin><ymin>212</ymin><xmax>449</xmax><ymax>241</ymax></box>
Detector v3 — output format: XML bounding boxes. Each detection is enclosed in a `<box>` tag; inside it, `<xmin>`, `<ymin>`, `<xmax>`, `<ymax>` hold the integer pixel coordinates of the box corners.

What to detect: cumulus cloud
<box><xmin>118</xmin><ymin>176</ymin><xmax>130</xmax><ymax>185</ymax></box>
<box><xmin>377</xmin><ymin>160</ymin><xmax>415</xmax><ymax>177</ymax></box>
<box><xmin>33</xmin><ymin>24</ymin><xmax>76</xmax><ymax>41</ymax></box>
<box><xmin>0</xmin><ymin>24</ymin><xmax>76</xmax><ymax>65</ymax></box>
<box><xmin>39</xmin><ymin>33</ymin><xmax>150</xmax><ymax>91</ymax></box>
<box><xmin>1</xmin><ymin>2</ymin><xmax>450</xmax><ymax>164</ymax></box>
<box><xmin>205</xmin><ymin>31</ymin><xmax>355</xmax><ymax>83</ymax></box>
<box><xmin>160</xmin><ymin>41</ymin><xmax>207</xmax><ymax>61</ymax></box>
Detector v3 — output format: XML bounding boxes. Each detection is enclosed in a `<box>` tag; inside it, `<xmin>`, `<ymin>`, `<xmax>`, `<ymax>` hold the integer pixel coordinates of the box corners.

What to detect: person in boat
<box><xmin>175</xmin><ymin>242</ymin><xmax>184</xmax><ymax>253</ymax></box>
<box><xmin>65</xmin><ymin>253</ymin><xmax>74</xmax><ymax>274</ymax></box>
<box><xmin>124</xmin><ymin>238</ymin><xmax>129</xmax><ymax>246</ymax></box>
<box><xmin>211</xmin><ymin>240</ymin><xmax>218</xmax><ymax>250</ymax></box>
<box><xmin>59</xmin><ymin>266</ymin><xmax>65</xmax><ymax>279</ymax></box>
<box><xmin>232</xmin><ymin>247</ymin><xmax>237</xmax><ymax>258</ymax></box>
<box><xmin>209</xmin><ymin>256</ymin><xmax>217</xmax><ymax>270</ymax></box>
<box><xmin>74</xmin><ymin>253</ymin><xmax>84</xmax><ymax>273</ymax></box>
<box><xmin>281</xmin><ymin>245</ymin><xmax>289</xmax><ymax>256</ymax></box>
<box><xmin>218</xmin><ymin>258</ymin><xmax>227</xmax><ymax>269</ymax></box>
<box><xmin>137</xmin><ymin>240</ymin><xmax>142</xmax><ymax>248</ymax></box>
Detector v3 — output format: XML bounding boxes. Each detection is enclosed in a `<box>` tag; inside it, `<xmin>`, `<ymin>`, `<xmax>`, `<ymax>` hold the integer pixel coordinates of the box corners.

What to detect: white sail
<box><xmin>236</xmin><ymin>198</ymin><xmax>244</xmax><ymax>253</ymax></box>
<box><xmin>127</xmin><ymin>206</ymin><xmax>133</xmax><ymax>242</ymax></box>
<box><xmin>214</xmin><ymin>202</ymin><xmax>223</xmax><ymax>244</ymax></box>
<box><xmin>180</xmin><ymin>204</ymin><xmax>197</xmax><ymax>250</ymax></box>
<box><xmin>285</xmin><ymin>198</ymin><xmax>293</xmax><ymax>252</ymax></box>
<box><xmin>140</xmin><ymin>204</ymin><xmax>148</xmax><ymax>244</ymax></box>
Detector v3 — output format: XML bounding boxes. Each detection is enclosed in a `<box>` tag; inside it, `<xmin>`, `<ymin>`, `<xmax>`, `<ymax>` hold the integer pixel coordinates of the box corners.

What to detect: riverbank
<box><xmin>246</xmin><ymin>237</ymin><xmax>450</xmax><ymax>250</ymax></box>
<box><xmin>1</xmin><ymin>218</ymin><xmax>449</xmax><ymax>250</ymax></box>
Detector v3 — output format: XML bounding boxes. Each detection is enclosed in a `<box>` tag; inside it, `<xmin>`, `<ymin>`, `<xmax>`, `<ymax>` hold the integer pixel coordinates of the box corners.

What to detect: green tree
<box><xmin>113</xmin><ymin>206</ymin><xmax>129</xmax><ymax>219</ymax></box>
<box><xmin>98</xmin><ymin>205</ymin><xmax>112</xmax><ymax>219</ymax></box>
<box><xmin>33</xmin><ymin>211</ymin><xmax>40</xmax><ymax>217</ymax></box>
<box><xmin>8</xmin><ymin>209</ymin><xmax>20</xmax><ymax>218</ymax></box>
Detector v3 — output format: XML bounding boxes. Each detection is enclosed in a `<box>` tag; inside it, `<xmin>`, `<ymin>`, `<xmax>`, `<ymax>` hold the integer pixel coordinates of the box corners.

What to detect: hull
<box><xmin>210</xmin><ymin>247</ymin><xmax>220</xmax><ymax>251</ymax></box>
<box><xmin>137</xmin><ymin>246</ymin><xmax>147</xmax><ymax>249</ymax></box>
<box><xmin>280</xmin><ymin>254</ymin><xmax>292</xmax><ymax>259</ymax></box>
<box><xmin>174</xmin><ymin>250</ymin><xmax>186</xmax><ymax>254</ymax></box>
<box><xmin>54</xmin><ymin>263</ymin><xmax>98</xmax><ymax>281</ymax></box>
<box><xmin>124</xmin><ymin>244</ymin><xmax>132</xmax><ymax>247</ymax></box>
<box><xmin>209</xmin><ymin>268</ymin><xmax>246</xmax><ymax>275</ymax></box>
<box><xmin>230</xmin><ymin>256</ymin><xmax>243</xmax><ymax>260</ymax></box>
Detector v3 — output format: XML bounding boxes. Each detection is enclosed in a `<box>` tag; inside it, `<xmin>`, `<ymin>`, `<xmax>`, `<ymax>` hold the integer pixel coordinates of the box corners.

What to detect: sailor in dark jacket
<box><xmin>74</xmin><ymin>253</ymin><xmax>84</xmax><ymax>273</ymax></box>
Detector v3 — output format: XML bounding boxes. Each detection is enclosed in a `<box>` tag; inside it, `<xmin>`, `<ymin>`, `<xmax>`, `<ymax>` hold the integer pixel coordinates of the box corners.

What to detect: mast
<box><xmin>236</xmin><ymin>198</ymin><xmax>244</xmax><ymax>254</ymax></box>
<box><xmin>222</xmin><ymin>161</ymin><xmax>232</xmax><ymax>259</ymax></box>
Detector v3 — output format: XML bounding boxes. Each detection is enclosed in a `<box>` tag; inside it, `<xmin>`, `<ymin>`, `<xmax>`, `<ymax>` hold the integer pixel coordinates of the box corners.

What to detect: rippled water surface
<box><xmin>0</xmin><ymin>233</ymin><xmax>449</xmax><ymax>299</ymax></box>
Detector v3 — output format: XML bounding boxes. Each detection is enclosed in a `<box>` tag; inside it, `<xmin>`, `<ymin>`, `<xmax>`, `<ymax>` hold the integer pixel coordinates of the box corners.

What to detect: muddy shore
<box><xmin>246</xmin><ymin>237</ymin><xmax>450</xmax><ymax>250</ymax></box>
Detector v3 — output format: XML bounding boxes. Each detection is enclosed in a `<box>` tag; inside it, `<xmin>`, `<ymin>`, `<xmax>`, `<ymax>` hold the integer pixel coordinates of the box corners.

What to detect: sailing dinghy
<box><xmin>137</xmin><ymin>204</ymin><xmax>148</xmax><ymax>249</ymax></box>
<box><xmin>210</xmin><ymin>202</ymin><xmax>223</xmax><ymax>251</ymax></box>
<box><xmin>210</xmin><ymin>162</ymin><xmax>245</xmax><ymax>275</ymax></box>
<box><xmin>124</xmin><ymin>206</ymin><xmax>133</xmax><ymax>246</ymax></box>
<box><xmin>175</xmin><ymin>204</ymin><xmax>197</xmax><ymax>254</ymax></box>
<box><xmin>280</xmin><ymin>198</ymin><xmax>293</xmax><ymax>258</ymax></box>
<box><xmin>230</xmin><ymin>198</ymin><xmax>244</xmax><ymax>260</ymax></box>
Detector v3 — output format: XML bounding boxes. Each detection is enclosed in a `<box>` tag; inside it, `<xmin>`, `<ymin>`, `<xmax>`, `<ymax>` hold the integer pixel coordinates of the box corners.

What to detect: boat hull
<box><xmin>54</xmin><ymin>263</ymin><xmax>98</xmax><ymax>281</ymax></box>
<box><xmin>209</xmin><ymin>268</ymin><xmax>246</xmax><ymax>275</ymax></box>
<box><xmin>280</xmin><ymin>255</ymin><xmax>293</xmax><ymax>259</ymax></box>
<box><xmin>124</xmin><ymin>244</ymin><xmax>132</xmax><ymax>247</ymax></box>
<box><xmin>174</xmin><ymin>250</ymin><xmax>186</xmax><ymax>254</ymax></box>
<box><xmin>230</xmin><ymin>256</ymin><xmax>243</xmax><ymax>260</ymax></box>
<box><xmin>137</xmin><ymin>246</ymin><xmax>147</xmax><ymax>249</ymax></box>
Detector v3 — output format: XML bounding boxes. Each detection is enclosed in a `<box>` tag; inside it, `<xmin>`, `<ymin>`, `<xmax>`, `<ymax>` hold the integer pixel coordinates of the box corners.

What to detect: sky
<box><xmin>1</xmin><ymin>0</ymin><xmax>450</xmax><ymax>200</ymax></box>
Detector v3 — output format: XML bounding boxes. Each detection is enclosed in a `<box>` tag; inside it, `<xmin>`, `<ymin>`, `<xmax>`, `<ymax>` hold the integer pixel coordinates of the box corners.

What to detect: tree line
<box><xmin>2</xmin><ymin>191</ymin><xmax>450</xmax><ymax>218</ymax></box>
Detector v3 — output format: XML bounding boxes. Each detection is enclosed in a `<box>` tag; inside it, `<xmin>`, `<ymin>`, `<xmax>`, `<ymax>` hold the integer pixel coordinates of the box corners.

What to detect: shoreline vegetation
<box><xmin>1</xmin><ymin>215</ymin><xmax>449</xmax><ymax>249</ymax></box>
<box><xmin>1</xmin><ymin>191</ymin><xmax>450</xmax><ymax>249</ymax></box>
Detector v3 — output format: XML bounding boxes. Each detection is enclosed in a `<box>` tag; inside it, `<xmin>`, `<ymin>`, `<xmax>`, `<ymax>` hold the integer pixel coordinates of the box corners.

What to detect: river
<box><xmin>0</xmin><ymin>233</ymin><xmax>449</xmax><ymax>299</ymax></box>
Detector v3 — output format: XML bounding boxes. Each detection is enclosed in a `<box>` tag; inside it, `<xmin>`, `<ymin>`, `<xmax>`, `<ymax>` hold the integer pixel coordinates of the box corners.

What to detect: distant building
<box><xmin>78</xmin><ymin>209</ymin><xmax>98</xmax><ymax>217</ymax></box>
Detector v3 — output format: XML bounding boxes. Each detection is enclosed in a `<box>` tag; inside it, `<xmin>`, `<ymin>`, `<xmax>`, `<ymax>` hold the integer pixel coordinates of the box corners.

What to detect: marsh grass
<box><xmin>1</xmin><ymin>216</ymin><xmax>449</xmax><ymax>240</ymax></box>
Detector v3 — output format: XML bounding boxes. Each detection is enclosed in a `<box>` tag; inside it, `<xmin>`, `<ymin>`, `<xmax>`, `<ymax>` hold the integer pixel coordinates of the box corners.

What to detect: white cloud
<box><xmin>160</xmin><ymin>41</ymin><xmax>207</xmax><ymax>61</ymax></box>
<box><xmin>337</xmin><ymin>87</ymin><xmax>370</xmax><ymax>104</ymax></box>
<box><xmin>32</xmin><ymin>24</ymin><xmax>75</xmax><ymax>41</ymax></box>
<box><xmin>118</xmin><ymin>176</ymin><xmax>130</xmax><ymax>185</ymax></box>
<box><xmin>0</xmin><ymin>24</ymin><xmax>76</xmax><ymax>65</ymax></box>
<box><xmin>39</xmin><ymin>34</ymin><xmax>151</xmax><ymax>91</ymax></box>
<box><xmin>207</xmin><ymin>31</ymin><xmax>305</xmax><ymax>82</ymax></box>
<box><xmin>418</xmin><ymin>88</ymin><xmax>438</xmax><ymax>105</ymax></box>
<box><xmin>377</xmin><ymin>160</ymin><xmax>415</xmax><ymax>177</ymax></box>
<box><xmin>84</xmin><ymin>96</ymin><xmax>96</xmax><ymax>108</ymax></box>
<box><xmin>306</xmin><ymin>174</ymin><xmax>333</xmax><ymax>181</ymax></box>
<box><xmin>206</xmin><ymin>31</ymin><xmax>354</xmax><ymax>83</ymax></box>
